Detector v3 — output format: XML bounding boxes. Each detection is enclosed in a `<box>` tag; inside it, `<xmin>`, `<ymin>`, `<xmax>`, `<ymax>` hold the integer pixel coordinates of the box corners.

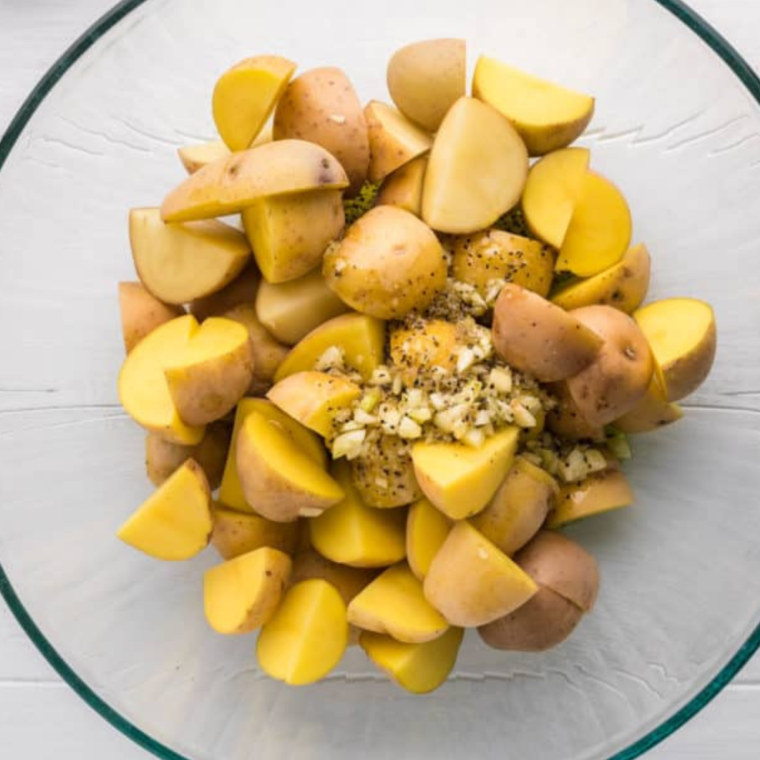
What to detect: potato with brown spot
<box><xmin>210</xmin><ymin>503</ymin><xmax>300</xmax><ymax>559</ymax></box>
<box><xmin>546</xmin><ymin>382</ymin><xmax>606</xmax><ymax>442</ymax></box>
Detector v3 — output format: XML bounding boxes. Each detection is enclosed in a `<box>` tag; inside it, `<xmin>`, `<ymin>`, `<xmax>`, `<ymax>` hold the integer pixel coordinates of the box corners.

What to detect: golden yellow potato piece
<box><xmin>178</xmin><ymin>140</ymin><xmax>231</xmax><ymax>175</ymax></box>
<box><xmin>547</xmin><ymin>469</ymin><xmax>634</xmax><ymax>529</ymax></box>
<box><xmin>634</xmin><ymin>298</ymin><xmax>717</xmax><ymax>401</ymax></box>
<box><xmin>129</xmin><ymin>208</ymin><xmax>250</xmax><ymax>305</ymax></box>
<box><xmin>290</xmin><ymin>548</ymin><xmax>376</xmax><ymax>604</ymax></box>
<box><xmin>118</xmin><ymin>281</ymin><xmax>184</xmax><ymax>354</ymax></box>
<box><xmin>389</xmin><ymin>319</ymin><xmax>459</xmax><ymax>383</ymax></box>
<box><xmin>376</xmin><ymin>155</ymin><xmax>427</xmax><ymax>216</ymax></box>
<box><xmin>161</xmin><ymin>140</ymin><xmax>349</xmax><ymax>223</ymax></box>
<box><xmin>450</xmin><ymin>229</ymin><xmax>554</xmax><ymax>298</ymax></box>
<box><xmin>348</xmin><ymin>563</ymin><xmax>448</xmax><ymax>643</ymax></box>
<box><xmin>274</xmin><ymin>312</ymin><xmax>386</xmax><ymax>382</ymax></box>
<box><xmin>118</xmin><ymin>315</ymin><xmax>205</xmax><ymax>445</ymax></box>
<box><xmin>309</xmin><ymin>461</ymin><xmax>407</xmax><ymax>567</ymax></box>
<box><xmin>323</xmin><ymin>205</ymin><xmax>446</xmax><ymax>320</ymax></box>
<box><xmin>471</xmin><ymin>457</ymin><xmax>558</xmax><ymax>556</ymax></box>
<box><xmin>492</xmin><ymin>284</ymin><xmax>603</xmax><ymax>382</ymax></box>
<box><xmin>615</xmin><ymin>375</ymin><xmax>684</xmax><ymax>433</ymax></box>
<box><xmin>117</xmin><ymin>459</ymin><xmax>212</xmax><ymax>560</ymax></box>
<box><xmin>189</xmin><ymin>260</ymin><xmax>260</xmax><ymax>321</ymax></box>
<box><xmin>211</xmin><ymin>504</ymin><xmax>300</xmax><ymax>559</ymax></box>
<box><xmin>364</xmin><ymin>101</ymin><xmax>433</xmax><ymax>183</ymax></box>
<box><xmin>412</xmin><ymin>427</ymin><xmax>520</xmax><ymax>519</ymax></box>
<box><xmin>551</xmin><ymin>243</ymin><xmax>650</xmax><ymax>313</ymax></box>
<box><xmin>164</xmin><ymin>317</ymin><xmax>253</xmax><ymax>426</ymax></box>
<box><xmin>274</xmin><ymin>67</ymin><xmax>369</xmax><ymax>196</ymax></box>
<box><xmin>556</xmin><ymin>172</ymin><xmax>632</xmax><ymax>277</ymax></box>
<box><xmin>422</xmin><ymin>97</ymin><xmax>528</xmax><ymax>234</ymax></box>
<box><xmin>212</xmin><ymin>55</ymin><xmax>296</xmax><ymax>151</ymax></box>
<box><xmin>241</xmin><ymin>190</ymin><xmax>345</xmax><ymax>283</ymax></box>
<box><xmin>256</xmin><ymin>579</ymin><xmax>348</xmax><ymax>685</ymax></box>
<box><xmin>472</xmin><ymin>56</ymin><xmax>594</xmax><ymax>156</ymax></box>
<box><xmin>387</xmin><ymin>38</ymin><xmax>466</xmax><ymax>132</ymax></box>
<box><xmin>236</xmin><ymin>410</ymin><xmax>344</xmax><ymax>522</ymax></box>
<box><xmin>204</xmin><ymin>547</ymin><xmax>291</xmax><ymax>634</ymax></box>
<box><xmin>424</xmin><ymin>521</ymin><xmax>538</xmax><ymax>627</ymax></box>
<box><xmin>267</xmin><ymin>372</ymin><xmax>361</xmax><ymax>438</ymax></box>
<box><xmin>255</xmin><ymin>268</ymin><xmax>350</xmax><ymax>346</ymax></box>
<box><xmin>545</xmin><ymin>382</ymin><xmax>606</xmax><ymax>442</ymax></box>
<box><xmin>522</xmin><ymin>147</ymin><xmax>590</xmax><ymax>248</ymax></box>
<box><xmin>219</xmin><ymin>398</ymin><xmax>326</xmax><ymax>512</ymax></box>
<box><xmin>567</xmin><ymin>305</ymin><xmax>654</xmax><ymax>426</ymax></box>
<box><xmin>406</xmin><ymin>499</ymin><xmax>452</xmax><ymax>580</ymax></box>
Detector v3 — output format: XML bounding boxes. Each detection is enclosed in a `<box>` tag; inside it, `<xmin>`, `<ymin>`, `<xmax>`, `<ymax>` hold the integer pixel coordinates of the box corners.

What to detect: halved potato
<box><xmin>375</xmin><ymin>155</ymin><xmax>427</xmax><ymax>216</ymax></box>
<box><xmin>211</xmin><ymin>503</ymin><xmax>301</xmax><ymax>559</ymax></box>
<box><xmin>389</xmin><ymin>319</ymin><xmax>459</xmax><ymax>383</ymax></box>
<box><xmin>189</xmin><ymin>259</ymin><xmax>260</xmax><ymax>321</ymax></box>
<box><xmin>118</xmin><ymin>281</ymin><xmax>184</xmax><ymax>354</ymax></box>
<box><xmin>406</xmin><ymin>498</ymin><xmax>452</xmax><ymax>580</ymax></box>
<box><xmin>129</xmin><ymin>208</ymin><xmax>250</xmax><ymax>305</ymax></box>
<box><xmin>472</xmin><ymin>56</ymin><xmax>594</xmax><ymax>155</ymax></box>
<box><xmin>178</xmin><ymin>139</ymin><xmax>231</xmax><ymax>175</ymax></box>
<box><xmin>547</xmin><ymin>469</ymin><xmax>634</xmax><ymax>528</ymax></box>
<box><xmin>117</xmin><ymin>459</ymin><xmax>211</xmax><ymax>560</ymax></box>
<box><xmin>422</xmin><ymin>97</ymin><xmax>528</xmax><ymax>234</ymax></box>
<box><xmin>614</xmin><ymin>375</ymin><xmax>684</xmax><ymax>433</ymax></box>
<box><xmin>545</xmin><ymin>382</ymin><xmax>606</xmax><ymax>442</ymax></box>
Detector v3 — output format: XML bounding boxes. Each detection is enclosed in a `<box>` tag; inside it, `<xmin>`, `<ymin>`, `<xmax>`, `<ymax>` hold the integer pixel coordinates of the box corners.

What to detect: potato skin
<box><xmin>119</xmin><ymin>282</ymin><xmax>184</xmax><ymax>354</ymax></box>
<box><xmin>274</xmin><ymin>67</ymin><xmax>369</xmax><ymax>196</ymax></box>
<box><xmin>210</xmin><ymin>504</ymin><xmax>300</xmax><ymax>559</ymax></box>
<box><xmin>190</xmin><ymin>260</ymin><xmax>260</xmax><ymax>321</ymax></box>
<box><xmin>351</xmin><ymin>435</ymin><xmax>423</xmax><ymax>508</ymax></box>
<box><xmin>545</xmin><ymin>382</ymin><xmax>606</xmax><ymax>442</ymax></box>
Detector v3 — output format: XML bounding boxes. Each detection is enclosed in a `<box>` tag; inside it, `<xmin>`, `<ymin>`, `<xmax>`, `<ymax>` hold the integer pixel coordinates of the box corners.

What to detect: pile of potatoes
<box><xmin>116</xmin><ymin>38</ymin><xmax>717</xmax><ymax>694</ymax></box>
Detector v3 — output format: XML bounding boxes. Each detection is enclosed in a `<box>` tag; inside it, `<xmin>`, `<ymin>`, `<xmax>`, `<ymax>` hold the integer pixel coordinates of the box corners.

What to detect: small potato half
<box><xmin>119</xmin><ymin>282</ymin><xmax>184</xmax><ymax>354</ymax></box>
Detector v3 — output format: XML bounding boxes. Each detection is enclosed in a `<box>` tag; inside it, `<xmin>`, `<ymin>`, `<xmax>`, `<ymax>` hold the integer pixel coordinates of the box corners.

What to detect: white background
<box><xmin>1</xmin><ymin>0</ymin><xmax>759</xmax><ymax>757</ymax></box>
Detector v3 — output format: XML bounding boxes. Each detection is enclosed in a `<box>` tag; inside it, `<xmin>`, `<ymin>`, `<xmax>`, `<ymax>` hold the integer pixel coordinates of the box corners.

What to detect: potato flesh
<box><xmin>389</xmin><ymin>319</ymin><xmax>459</xmax><ymax>382</ymax></box>
<box><xmin>189</xmin><ymin>259</ymin><xmax>260</xmax><ymax>321</ymax></box>
<box><xmin>406</xmin><ymin>499</ymin><xmax>452</xmax><ymax>580</ymax></box>
<box><xmin>290</xmin><ymin>548</ymin><xmax>376</xmax><ymax>604</ymax></box>
<box><xmin>547</xmin><ymin>470</ymin><xmax>634</xmax><ymax>529</ymax></box>
<box><xmin>211</xmin><ymin>504</ymin><xmax>300</xmax><ymax>559</ymax></box>
<box><xmin>422</xmin><ymin>97</ymin><xmax>528</xmax><ymax>234</ymax></box>
<box><xmin>118</xmin><ymin>460</ymin><xmax>211</xmax><ymax>560</ymax></box>
<box><xmin>348</xmin><ymin>563</ymin><xmax>449</xmax><ymax>643</ymax></box>
<box><xmin>204</xmin><ymin>547</ymin><xmax>292</xmax><ymax>634</ymax></box>
<box><xmin>118</xmin><ymin>281</ymin><xmax>184</xmax><ymax>354</ymax></box>
<box><xmin>178</xmin><ymin>140</ymin><xmax>231</xmax><ymax>175</ymax></box>
<box><xmin>376</xmin><ymin>155</ymin><xmax>427</xmax><ymax>216</ymax></box>
<box><xmin>256</xmin><ymin>579</ymin><xmax>348</xmax><ymax>685</ymax></box>
<box><xmin>615</xmin><ymin>376</ymin><xmax>684</xmax><ymax>434</ymax></box>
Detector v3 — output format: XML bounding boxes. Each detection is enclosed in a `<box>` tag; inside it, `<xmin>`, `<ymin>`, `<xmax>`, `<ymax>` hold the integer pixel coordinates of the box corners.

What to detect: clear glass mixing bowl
<box><xmin>1</xmin><ymin>1</ymin><xmax>759</xmax><ymax>758</ymax></box>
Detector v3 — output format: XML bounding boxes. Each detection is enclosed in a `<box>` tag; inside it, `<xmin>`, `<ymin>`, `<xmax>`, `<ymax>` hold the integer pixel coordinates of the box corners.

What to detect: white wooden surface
<box><xmin>1</xmin><ymin>1</ymin><xmax>759</xmax><ymax>757</ymax></box>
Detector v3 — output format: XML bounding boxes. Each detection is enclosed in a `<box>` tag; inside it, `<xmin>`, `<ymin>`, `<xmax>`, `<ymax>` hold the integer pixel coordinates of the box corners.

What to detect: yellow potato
<box><xmin>547</xmin><ymin>469</ymin><xmax>634</xmax><ymax>529</ymax></box>
<box><xmin>545</xmin><ymin>382</ymin><xmax>606</xmax><ymax>442</ymax></box>
<box><xmin>118</xmin><ymin>281</ymin><xmax>184</xmax><ymax>354</ymax></box>
<box><xmin>289</xmin><ymin>548</ymin><xmax>377</xmax><ymax>604</ymax></box>
<box><xmin>309</xmin><ymin>461</ymin><xmax>407</xmax><ymax>567</ymax></box>
<box><xmin>614</xmin><ymin>376</ymin><xmax>684</xmax><ymax>433</ymax></box>
<box><xmin>118</xmin><ymin>315</ymin><xmax>205</xmax><ymax>445</ymax></box>
<box><xmin>274</xmin><ymin>312</ymin><xmax>386</xmax><ymax>382</ymax></box>
<box><xmin>521</xmin><ymin>147</ymin><xmax>590</xmax><ymax>248</ymax></box>
<box><xmin>478</xmin><ymin>586</ymin><xmax>584</xmax><ymax>652</ymax></box>
<box><xmin>551</xmin><ymin>243</ymin><xmax>651</xmax><ymax>313</ymax></box>
<box><xmin>164</xmin><ymin>317</ymin><xmax>253</xmax><ymax>426</ymax></box>
<box><xmin>212</xmin><ymin>55</ymin><xmax>296</xmax><ymax>151</ymax></box>
<box><xmin>515</xmin><ymin>530</ymin><xmax>599</xmax><ymax>612</ymax></box>
<box><xmin>219</xmin><ymin>398</ymin><xmax>327</xmax><ymax>512</ymax></box>
<box><xmin>360</xmin><ymin>626</ymin><xmax>463</xmax><ymax>694</ymax></box>
<box><xmin>177</xmin><ymin>139</ymin><xmax>231</xmax><ymax>175</ymax></box>
<box><xmin>556</xmin><ymin>172</ymin><xmax>632</xmax><ymax>277</ymax></box>
<box><xmin>472</xmin><ymin>56</ymin><xmax>594</xmax><ymax>156</ymax></box>
<box><xmin>117</xmin><ymin>459</ymin><xmax>212</xmax><ymax>560</ymax></box>
<box><xmin>567</xmin><ymin>305</ymin><xmax>654</xmax><ymax>426</ymax></box>
<box><xmin>386</xmin><ymin>38</ymin><xmax>466</xmax><ymax>132</ymax></box>
<box><xmin>348</xmin><ymin>563</ymin><xmax>448</xmax><ymax>643</ymax></box>
<box><xmin>411</xmin><ymin>427</ymin><xmax>520</xmax><ymax>519</ymax></box>
<box><xmin>471</xmin><ymin>457</ymin><xmax>558</xmax><ymax>556</ymax></box>
<box><xmin>424</xmin><ymin>521</ymin><xmax>538</xmax><ymax>627</ymax></box>
<box><xmin>376</xmin><ymin>155</ymin><xmax>427</xmax><ymax>216</ymax></box>
<box><xmin>273</xmin><ymin>67</ymin><xmax>369</xmax><ymax>195</ymax></box>
<box><xmin>634</xmin><ymin>298</ymin><xmax>717</xmax><ymax>401</ymax></box>
<box><xmin>406</xmin><ymin>499</ymin><xmax>452</xmax><ymax>580</ymax></box>
<box><xmin>241</xmin><ymin>190</ymin><xmax>345</xmax><ymax>283</ymax></box>
<box><xmin>255</xmin><ymin>268</ymin><xmax>350</xmax><ymax>346</ymax></box>
<box><xmin>210</xmin><ymin>503</ymin><xmax>301</xmax><ymax>559</ymax></box>
<box><xmin>450</xmin><ymin>229</ymin><xmax>555</xmax><ymax>298</ymax></box>
<box><xmin>129</xmin><ymin>208</ymin><xmax>250</xmax><ymax>305</ymax></box>
<box><xmin>364</xmin><ymin>101</ymin><xmax>432</xmax><ymax>182</ymax></box>
<box><xmin>492</xmin><ymin>284</ymin><xmax>603</xmax><ymax>382</ymax></box>
<box><xmin>189</xmin><ymin>259</ymin><xmax>260</xmax><ymax>321</ymax></box>
<box><xmin>161</xmin><ymin>140</ymin><xmax>349</xmax><ymax>223</ymax></box>
<box><xmin>267</xmin><ymin>372</ymin><xmax>361</xmax><ymax>438</ymax></box>
<box><xmin>256</xmin><ymin>579</ymin><xmax>348</xmax><ymax>685</ymax></box>
<box><xmin>323</xmin><ymin>205</ymin><xmax>446</xmax><ymax>320</ymax></box>
<box><xmin>204</xmin><ymin>547</ymin><xmax>291</xmax><ymax>634</ymax></box>
<box><xmin>389</xmin><ymin>319</ymin><xmax>459</xmax><ymax>383</ymax></box>
<box><xmin>422</xmin><ymin>97</ymin><xmax>528</xmax><ymax>234</ymax></box>
<box><xmin>236</xmin><ymin>409</ymin><xmax>344</xmax><ymax>522</ymax></box>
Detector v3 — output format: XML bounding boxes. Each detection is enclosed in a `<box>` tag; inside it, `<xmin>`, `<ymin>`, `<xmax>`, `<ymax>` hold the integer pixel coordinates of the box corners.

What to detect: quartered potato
<box><xmin>376</xmin><ymin>155</ymin><xmax>428</xmax><ymax>216</ymax></box>
<box><xmin>547</xmin><ymin>469</ymin><xmax>634</xmax><ymax>528</ymax></box>
<box><xmin>118</xmin><ymin>281</ymin><xmax>184</xmax><ymax>354</ymax></box>
<box><xmin>210</xmin><ymin>504</ymin><xmax>301</xmax><ymax>559</ymax></box>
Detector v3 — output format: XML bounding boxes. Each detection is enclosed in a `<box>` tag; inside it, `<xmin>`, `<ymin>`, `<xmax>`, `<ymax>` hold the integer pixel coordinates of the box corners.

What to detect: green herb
<box><xmin>343</xmin><ymin>181</ymin><xmax>381</xmax><ymax>225</ymax></box>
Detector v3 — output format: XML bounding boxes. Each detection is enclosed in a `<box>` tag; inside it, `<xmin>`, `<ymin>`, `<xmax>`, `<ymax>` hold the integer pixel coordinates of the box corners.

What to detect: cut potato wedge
<box><xmin>178</xmin><ymin>140</ymin><xmax>231</xmax><ymax>175</ymax></box>
<box><xmin>412</xmin><ymin>426</ymin><xmax>520</xmax><ymax>519</ymax></box>
<box><xmin>615</xmin><ymin>374</ymin><xmax>684</xmax><ymax>433</ymax></box>
<box><xmin>161</xmin><ymin>140</ymin><xmax>349</xmax><ymax>223</ymax></box>
<box><xmin>547</xmin><ymin>469</ymin><xmax>634</xmax><ymax>528</ymax></box>
<box><xmin>118</xmin><ymin>281</ymin><xmax>184</xmax><ymax>354</ymax></box>
<box><xmin>376</xmin><ymin>155</ymin><xmax>427</xmax><ymax>216</ymax></box>
<box><xmin>204</xmin><ymin>547</ymin><xmax>291</xmax><ymax>634</ymax></box>
<box><xmin>545</xmin><ymin>381</ymin><xmax>606</xmax><ymax>442</ymax></box>
<box><xmin>129</xmin><ymin>208</ymin><xmax>250</xmax><ymax>305</ymax></box>
<box><xmin>406</xmin><ymin>499</ymin><xmax>452</xmax><ymax>580</ymax></box>
<box><xmin>389</xmin><ymin>319</ymin><xmax>459</xmax><ymax>383</ymax></box>
<box><xmin>422</xmin><ymin>97</ymin><xmax>528</xmax><ymax>234</ymax></box>
<box><xmin>472</xmin><ymin>56</ymin><xmax>594</xmax><ymax>155</ymax></box>
<box><xmin>189</xmin><ymin>259</ymin><xmax>260</xmax><ymax>321</ymax></box>
<box><xmin>117</xmin><ymin>459</ymin><xmax>211</xmax><ymax>560</ymax></box>
<box><xmin>290</xmin><ymin>548</ymin><xmax>376</xmax><ymax>604</ymax></box>
<box><xmin>211</xmin><ymin>504</ymin><xmax>301</xmax><ymax>559</ymax></box>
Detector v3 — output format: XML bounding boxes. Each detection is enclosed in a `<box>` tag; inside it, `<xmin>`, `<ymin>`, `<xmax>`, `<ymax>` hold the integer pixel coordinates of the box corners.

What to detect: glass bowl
<box><xmin>1</xmin><ymin>1</ymin><xmax>759</xmax><ymax>758</ymax></box>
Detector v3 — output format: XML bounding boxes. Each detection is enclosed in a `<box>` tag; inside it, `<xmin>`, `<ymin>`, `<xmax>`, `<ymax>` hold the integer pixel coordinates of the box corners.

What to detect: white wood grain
<box><xmin>1</xmin><ymin>0</ymin><xmax>759</xmax><ymax>758</ymax></box>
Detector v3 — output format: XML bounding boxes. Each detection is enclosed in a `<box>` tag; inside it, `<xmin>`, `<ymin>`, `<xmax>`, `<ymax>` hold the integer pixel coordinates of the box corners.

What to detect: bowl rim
<box><xmin>1</xmin><ymin>1</ymin><xmax>759</xmax><ymax>758</ymax></box>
